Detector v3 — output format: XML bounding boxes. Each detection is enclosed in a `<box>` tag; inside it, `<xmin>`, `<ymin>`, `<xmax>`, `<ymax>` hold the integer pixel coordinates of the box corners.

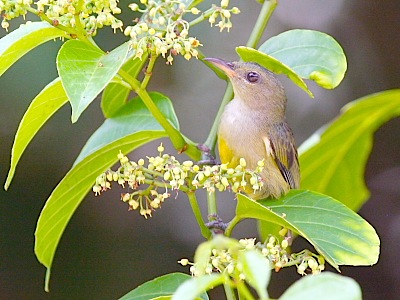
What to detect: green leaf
<box><xmin>35</xmin><ymin>92</ymin><xmax>179</xmax><ymax>291</ymax></box>
<box><xmin>4</xmin><ymin>78</ymin><xmax>68</xmax><ymax>189</ymax></box>
<box><xmin>279</xmin><ymin>272</ymin><xmax>362</xmax><ymax>300</ymax></box>
<box><xmin>75</xmin><ymin>92</ymin><xmax>179</xmax><ymax>164</ymax></box>
<box><xmin>172</xmin><ymin>274</ymin><xmax>224</xmax><ymax>300</ymax></box>
<box><xmin>101</xmin><ymin>51</ymin><xmax>148</xmax><ymax>118</ymax></box>
<box><xmin>259</xmin><ymin>29</ymin><xmax>347</xmax><ymax>89</ymax></box>
<box><xmin>119</xmin><ymin>273</ymin><xmax>208</xmax><ymax>300</ymax></box>
<box><xmin>236</xmin><ymin>191</ymin><xmax>380</xmax><ymax>270</ymax></box>
<box><xmin>236</xmin><ymin>46</ymin><xmax>313</xmax><ymax>97</ymax></box>
<box><xmin>57</xmin><ymin>40</ymin><xmax>130</xmax><ymax>122</ymax></box>
<box><xmin>299</xmin><ymin>89</ymin><xmax>400</xmax><ymax>211</ymax></box>
<box><xmin>0</xmin><ymin>21</ymin><xmax>67</xmax><ymax>76</ymax></box>
<box><xmin>239</xmin><ymin>250</ymin><xmax>270</xmax><ymax>300</ymax></box>
<box><xmin>101</xmin><ymin>82</ymin><xmax>130</xmax><ymax>118</ymax></box>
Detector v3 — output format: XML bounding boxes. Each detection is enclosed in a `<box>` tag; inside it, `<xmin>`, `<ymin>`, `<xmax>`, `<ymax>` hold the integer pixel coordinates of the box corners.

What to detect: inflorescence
<box><xmin>93</xmin><ymin>144</ymin><xmax>264</xmax><ymax>218</ymax></box>
<box><xmin>0</xmin><ymin>0</ymin><xmax>123</xmax><ymax>34</ymax></box>
<box><xmin>124</xmin><ymin>0</ymin><xmax>240</xmax><ymax>63</ymax></box>
<box><xmin>0</xmin><ymin>0</ymin><xmax>240</xmax><ymax>63</ymax></box>
<box><xmin>179</xmin><ymin>236</ymin><xmax>326</xmax><ymax>280</ymax></box>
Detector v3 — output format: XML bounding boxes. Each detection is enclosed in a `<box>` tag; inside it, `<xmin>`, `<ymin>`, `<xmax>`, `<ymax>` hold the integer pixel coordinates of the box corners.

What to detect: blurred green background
<box><xmin>1</xmin><ymin>1</ymin><xmax>399</xmax><ymax>299</ymax></box>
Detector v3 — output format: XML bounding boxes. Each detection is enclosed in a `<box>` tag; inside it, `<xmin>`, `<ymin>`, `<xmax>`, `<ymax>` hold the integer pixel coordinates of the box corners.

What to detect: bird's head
<box><xmin>205</xmin><ymin>58</ymin><xmax>287</xmax><ymax>120</ymax></box>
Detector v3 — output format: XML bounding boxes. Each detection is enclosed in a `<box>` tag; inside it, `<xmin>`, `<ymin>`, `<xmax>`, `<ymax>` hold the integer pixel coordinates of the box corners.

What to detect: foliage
<box><xmin>2</xmin><ymin>0</ymin><xmax>398</xmax><ymax>299</ymax></box>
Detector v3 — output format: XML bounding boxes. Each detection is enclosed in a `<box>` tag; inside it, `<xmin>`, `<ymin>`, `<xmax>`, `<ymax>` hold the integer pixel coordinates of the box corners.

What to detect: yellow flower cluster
<box><xmin>179</xmin><ymin>236</ymin><xmax>326</xmax><ymax>279</ymax></box>
<box><xmin>0</xmin><ymin>0</ymin><xmax>123</xmax><ymax>34</ymax></box>
<box><xmin>124</xmin><ymin>0</ymin><xmax>202</xmax><ymax>64</ymax></box>
<box><xmin>208</xmin><ymin>2</ymin><xmax>240</xmax><ymax>32</ymax></box>
<box><xmin>93</xmin><ymin>144</ymin><xmax>264</xmax><ymax>218</ymax></box>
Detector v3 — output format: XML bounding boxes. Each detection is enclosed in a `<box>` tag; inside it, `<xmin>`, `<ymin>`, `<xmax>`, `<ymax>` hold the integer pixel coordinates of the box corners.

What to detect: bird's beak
<box><xmin>204</xmin><ymin>57</ymin><xmax>236</xmax><ymax>78</ymax></box>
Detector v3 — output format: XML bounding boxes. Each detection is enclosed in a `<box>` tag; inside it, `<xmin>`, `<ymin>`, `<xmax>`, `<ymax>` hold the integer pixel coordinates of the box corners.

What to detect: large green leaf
<box><xmin>237</xmin><ymin>30</ymin><xmax>347</xmax><ymax>97</ymax></box>
<box><xmin>239</xmin><ymin>250</ymin><xmax>270</xmax><ymax>300</ymax></box>
<box><xmin>75</xmin><ymin>92</ymin><xmax>179</xmax><ymax>164</ymax></box>
<box><xmin>236</xmin><ymin>191</ymin><xmax>380</xmax><ymax>270</ymax></box>
<box><xmin>101</xmin><ymin>51</ymin><xmax>148</xmax><ymax>118</ymax></box>
<box><xmin>236</xmin><ymin>46</ymin><xmax>313</xmax><ymax>97</ymax></box>
<box><xmin>5</xmin><ymin>78</ymin><xmax>68</xmax><ymax>189</ymax></box>
<box><xmin>35</xmin><ymin>92</ymin><xmax>179</xmax><ymax>291</ymax></box>
<box><xmin>0</xmin><ymin>21</ymin><xmax>67</xmax><ymax>76</ymax></box>
<box><xmin>259</xmin><ymin>29</ymin><xmax>347</xmax><ymax>89</ymax></box>
<box><xmin>279</xmin><ymin>272</ymin><xmax>361</xmax><ymax>300</ymax></box>
<box><xmin>299</xmin><ymin>89</ymin><xmax>400</xmax><ymax>211</ymax></box>
<box><xmin>119</xmin><ymin>273</ymin><xmax>208</xmax><ymax>300</ymax></box>
<box><xmin>57</xmin><ymin>40</ymin><xmax>130</xmax><ymax>122</ymax></box>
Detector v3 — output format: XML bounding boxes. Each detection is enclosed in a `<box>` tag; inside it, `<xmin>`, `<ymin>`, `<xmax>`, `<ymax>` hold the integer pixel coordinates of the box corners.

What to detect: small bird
<box><xmin>205</xmin><ymin>58</ymin><xmax>300</xmax><ymax>199</ymax></box>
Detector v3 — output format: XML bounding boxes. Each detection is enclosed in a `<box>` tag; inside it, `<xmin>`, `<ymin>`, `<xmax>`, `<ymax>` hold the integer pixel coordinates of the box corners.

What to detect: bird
<box><xmin>205</xmin><ymin>58</ymin><xmax>300</xmax><ymax>200</ymax></box>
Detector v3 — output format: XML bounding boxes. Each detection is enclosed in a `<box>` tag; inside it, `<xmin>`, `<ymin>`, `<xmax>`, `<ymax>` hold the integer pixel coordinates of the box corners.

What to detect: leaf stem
<box><xmin>224</xmin><ymin>282</ymin><xmax>237</xmax><ymax>300</ymax></box>
<box><xmin>246</xmin><ymin>0</ymin><xmax>278</xmax><ymax>49</ymax></box>
<box><xmin>189</xmin><ymin>7</ymin><xmax>214</xmax><ymax>27</ymax></box>
<box><xmin>207</xmin><ymin>191</ymin><xmax>218</xmax><ymax>217</ymax></box>
<box><xmin>118</xmin><ymin>68</ymin><xmax>202</xmax><ymax>160</ymax></box>
<box><xmin>237</xmin><ymin>281</ymin><xmax>256</xmax><ymax>300</ymax></box>
<box><xmin>225</xmin><ymin>215</ymin><xmax>241</xmax><ymax>237</ymax></box>
<box><xmin>187</xmin><ymin>191</ymin><xmax>212</xmax><ymax>239</ymax></box>
<box><xmin>140</xmin><ymin>53</ymin><xmax>158</xmax><ymax>89</ymax></box>
<box><xmin>25</xmin><ymin>6</ymin><xmax>74</xmax><ymax>36</ymax></box>
<box><xmin>203</xmin><ymin>83</ymin><xmax>233</xmax><ymax>156</ymax></box>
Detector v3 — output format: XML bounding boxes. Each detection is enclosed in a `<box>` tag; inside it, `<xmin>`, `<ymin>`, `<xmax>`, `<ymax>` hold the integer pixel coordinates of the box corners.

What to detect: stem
<box><xmin>237</xmin><ymin>281</ymin><xmax>256</xmax><ymax>300</ymax></box>
<box><xmin>189</xmin><ymin>7</ymin><xmax>214</xmax><ymax>27</ymax></box>
<box><xmin>246</xmin><ymin>0</ymin><xmax>278</xmax><ymax>49</ymax></box>
<box><xmin>118</xmin><ymin>69</ymin><xmax>202</xmax><ymax>161</ymax></box>
<box><xmin>26</xmin><ymin>6</ymin><xmax>75</xmax><ymax>36</ymax></box>
<box><xmin>187</xmin><ymin>191</ymin><xmax>212</xmax><ymax>239</ymax></box>
<box><xmin>141</xmin><ymin>53</ymin><xmax>158</xmax><ymax>89</ymax></box>
<box><xmin>72</xmin><ymin>0</ymin><xmax>93</xmax><ymax>44</ymax></box>
<box><xmin>224</xmin><ymin>282</ymin><xmax>237</xmax><ymax>300</ymax></box>
<box><xmin>207</xmin><ymin>191</ymin><xmax>218</xmax><ymax>217</ymax></box>
<box><xmin>225</xmin><ymin>215</ymin><xmax>241</xmax><ymax>237</ymax></box>
<box><xmin>203</xmin><ymin>83</ymin><xmax>233</xmax><ymax>155</ymax></box>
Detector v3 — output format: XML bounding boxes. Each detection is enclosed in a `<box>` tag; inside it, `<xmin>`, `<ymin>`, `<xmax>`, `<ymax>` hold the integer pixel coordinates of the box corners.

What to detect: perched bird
<box><xmin>205</xmin><ymin>58</ymin><xmax>300</xmax><ymax>199</ymax></box>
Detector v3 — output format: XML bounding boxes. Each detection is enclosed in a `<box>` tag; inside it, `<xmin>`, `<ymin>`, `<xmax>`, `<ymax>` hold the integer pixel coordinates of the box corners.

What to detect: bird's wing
<box><xmin>265</xmin><ymin>123</ymin><xmax>300</xmax><ymax>189</ymax></box>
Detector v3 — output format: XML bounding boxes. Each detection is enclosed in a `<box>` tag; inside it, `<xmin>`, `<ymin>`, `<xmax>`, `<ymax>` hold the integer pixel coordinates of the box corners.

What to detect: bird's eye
<box><xmin>246</xmin><ymin>71</ymin><xmax>260</xmax><ymax>83</ymax></box>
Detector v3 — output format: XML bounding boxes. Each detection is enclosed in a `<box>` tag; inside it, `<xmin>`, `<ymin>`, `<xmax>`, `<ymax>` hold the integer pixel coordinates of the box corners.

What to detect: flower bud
<box><xmin>191</xmin><ymin>7</ymin><xmax>201</xmax><ymax>15</ymax></box>
<box><xmin>239</xmin><ymin>158</ymin><xmax>246</xmax><ymax>167</ymax></box>
<box><xmin>124</xmin><ymin>26</ymin><xmax>132</xmax><ymax>36</ymax></box>
<box><xmin>183</xmin><ymin>160</ymin><xmax>193</xmax><ymax>167</ymax></box>
<box><xmin>140</xmin><ymin>22</ymin><xmax>148</xmax><ymax>32</ymax></box>
<box><xmin>157</xmin><ymin>144</ymin><xmax>164</xmax><ymax>153</ymax></box>
<box><xmin>221</xmin><ymin>177</ymin><xmax>229</xmax><ymax>187</ymax></box>
<box><xmin>220</xmin><ymin>0</ymin><xmax>229</xmax><ymax>8</ymax></box>
<box><xmin>231</xmin><ymin>7</ymin><xmax>240</xmax><ymax>14</ymax></box>
<box><xmin>179</xmin><ymin>258</ymin><xmax>189</xmax><ymax>266</ymax></box>
<box><xmin>129</xmin><ymin>199</ymin><xmax>139</xmax><ymax>210</ymax></box>
<box><xmin>121</xmin><ymin>193</ymin><xmax>131</xmax><ymax>202</ymax></box>
<box><xmin>158</xmin><ymin>16</ymin><xmax>165</xmax><ymax>25</ymax></box>
<box><xmin>129</xmin><ymin>3</ymin><xmax>139</xmax><ymax>11</ymax></box>
<box><xmin>222</xmin><ymin>10</ymin><xmax>231</xmax><ymax>18</ymax></box>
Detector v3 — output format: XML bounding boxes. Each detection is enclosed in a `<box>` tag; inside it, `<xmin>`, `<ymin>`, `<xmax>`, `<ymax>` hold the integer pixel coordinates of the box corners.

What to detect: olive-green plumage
<box><xmin>206</xmin><ymin>58</ymin><xmax>300</xmax><ymax>199</ymax></box>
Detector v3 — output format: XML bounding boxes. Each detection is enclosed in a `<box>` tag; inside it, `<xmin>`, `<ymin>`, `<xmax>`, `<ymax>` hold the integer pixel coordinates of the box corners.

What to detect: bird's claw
<box><xmin>197</xmin><ymin>144</ymin><xmax>218</xmax><ymax>166</ymax></box>
<box><xmin>206</xmin><ymin>214</ymin><xmax>228</xmax><ymax>235</ymax></box>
